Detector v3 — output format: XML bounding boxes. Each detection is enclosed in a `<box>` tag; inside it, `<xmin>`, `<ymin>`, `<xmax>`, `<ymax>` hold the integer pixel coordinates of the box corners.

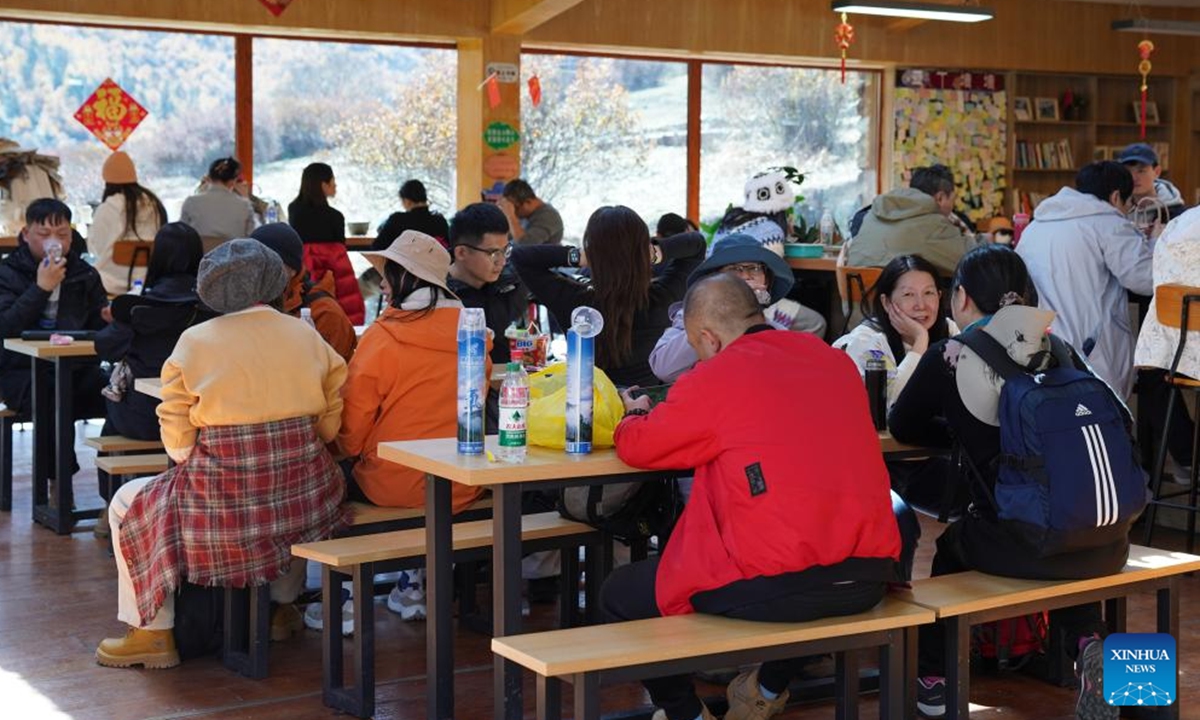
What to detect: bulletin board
<box><xmin>893</xmin><ymin>72</ymin><xmax>1007</xmax><ymax>224</ymax></box>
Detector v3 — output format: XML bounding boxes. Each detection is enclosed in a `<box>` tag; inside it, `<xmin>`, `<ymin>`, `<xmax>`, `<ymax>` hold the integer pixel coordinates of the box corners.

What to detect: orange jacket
<box><xmin>282</xmin><ymin>270</ymin><xmax>357</xmax><ymax>363</ymax></box>
<box><xmin>338</xmin><ymin>304</ymin><xmax>489</xmax><ymax>511</ymax></box>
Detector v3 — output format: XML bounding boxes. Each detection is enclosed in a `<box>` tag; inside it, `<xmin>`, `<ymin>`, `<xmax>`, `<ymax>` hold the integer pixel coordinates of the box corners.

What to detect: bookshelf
<box><xmin>1008</xmin><ymin>72</ymin><xmax>1176</xmax><ymax>216</ymax></box>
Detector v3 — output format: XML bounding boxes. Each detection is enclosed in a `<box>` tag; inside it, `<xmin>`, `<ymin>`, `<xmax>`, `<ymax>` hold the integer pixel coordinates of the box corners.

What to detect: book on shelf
<box><xmin>1014</xmin><ymin>138</ymin><xmax>1074</xmax><ymax>170</ymax></box>
<box><xmin>1153</xmin><ymin>142</ymin><xmax>1170</xmax><ymax>172</ymax></box>
<box><xmin>1011</xmin><ymin>188</ymin><xmax>1051</xmax><ymax>216</ymax></box>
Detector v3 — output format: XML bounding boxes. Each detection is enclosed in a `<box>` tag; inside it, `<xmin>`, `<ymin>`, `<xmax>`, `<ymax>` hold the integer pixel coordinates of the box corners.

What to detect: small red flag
<box><xmin>528</xmin><ymin>75</ymin><xmax>542</xmax><ymax>107</ymax></box>
<box><xmin>486</xmin><ymin>74</ymin><xmax>501</xmax><ymax>110</ymax></box>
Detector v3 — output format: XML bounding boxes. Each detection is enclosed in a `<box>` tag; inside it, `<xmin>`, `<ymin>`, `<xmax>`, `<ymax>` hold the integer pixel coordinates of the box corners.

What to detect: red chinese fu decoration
<box><xmin>73</xmin><ymin>78</ymin><xmax>148</xmax><ymax>151</ymax></box>
<box><xmin>834</xmin><ymin>12</ymin><xmax>855</xmax><ymax>84</ymax></box>
<box><xmin>528</xmin><ymin>74</ymin><xmax>542</xmax><ymax>108</ymax></box>
<box><xmin>1137</xmin><ymin>40</ymin><xmax>1155</xmax><ymax>140</ymax></box>
<box><xmin>257</xmin><ymin>0</ymin><xmax>295</xmax><ymax>17</ymax></box>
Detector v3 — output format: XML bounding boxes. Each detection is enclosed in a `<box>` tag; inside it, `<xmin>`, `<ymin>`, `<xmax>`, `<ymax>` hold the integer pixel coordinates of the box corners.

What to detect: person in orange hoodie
<box><xmin>337</xmin><ymin>229</ymin><xmax>489</xmax><ymax>622</ymax></box>
<box><xmin>251</xmin><ymin>223</ymin><xmax>357</xmax><ymax>362</ymax></box>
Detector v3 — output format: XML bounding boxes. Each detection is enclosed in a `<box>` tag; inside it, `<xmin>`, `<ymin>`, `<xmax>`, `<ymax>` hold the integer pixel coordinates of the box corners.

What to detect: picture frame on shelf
<box><xmin>1153</xmin><ymin>142</ymin><xmax>1170</xmax><ymax>171</ymax></box>
<box><xmin>1035</xmin><ymin>97</ymin><xmax>1060</xmax><ymax>121</ymax></box>
<box><xmin>1092</xmin><ymin>146</ymin><xmax>1109</xmax><ymax>162</ymax></box>
<box><xmin>1132</xmin><ymin>101</ymin><xmax>1161</xmax><ymax>125</ymax></box>
<box><xmin>1013</xmin><ymin>97</ymin><xmax>1033</xmax><ymax>122</ymax></box>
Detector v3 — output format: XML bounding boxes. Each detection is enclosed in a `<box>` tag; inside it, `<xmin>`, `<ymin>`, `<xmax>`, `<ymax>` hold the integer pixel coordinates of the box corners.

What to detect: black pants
<box><xmin>600</xmin><ymin>557</ymin><xmax>886</xmax><ymax>720</ymax></box>
<box><xmin>916</xmin><ymin>513</ymin><xmax>1124</xmax><ymax>676</ymax></box>
<box><xmin>1139</xmin><ymin>368</ymin><xmax>1196</xmax><ymax>468</ymax></box>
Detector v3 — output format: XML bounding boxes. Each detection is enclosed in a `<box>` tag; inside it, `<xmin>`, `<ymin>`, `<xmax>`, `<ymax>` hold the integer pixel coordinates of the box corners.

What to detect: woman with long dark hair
<box><xmin>833</xmin><ymin>254</ymin><xmax>955</xmax><ymax>407</ymax></box>
<box><xmin>88</xmin><ymin>151</ymin><xmax>167</xmax><ymax>295</ymax></box>
<box><xmin>287</xmin><ymin>162</ymin><xmax>364</xmax><ymax>323</ymax></box>
<box><xmin>890</xmin><ymin>244</ymin><xmax>1130</xmax><ymax>719</ymax></box>
<box><xmin>510</xmin><ymin>205</ymin><xmax>705</xmax><ymax>388</ymax></box>
<box><xmin>95</xmin><ymin>222</ymin><xmax>214</xmax><ymax>441</ymax></box>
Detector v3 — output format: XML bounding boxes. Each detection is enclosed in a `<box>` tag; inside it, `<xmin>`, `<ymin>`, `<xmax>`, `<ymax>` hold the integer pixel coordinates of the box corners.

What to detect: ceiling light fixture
<box><xmin>1112</xmin><ymin>18</ymin><xmax>1200</xmax><ymax>37</ymax></box>
<box><xmin>831</xmin><ymin>1</ymin><xmax>994</xmax><ymax>23</ymax></box>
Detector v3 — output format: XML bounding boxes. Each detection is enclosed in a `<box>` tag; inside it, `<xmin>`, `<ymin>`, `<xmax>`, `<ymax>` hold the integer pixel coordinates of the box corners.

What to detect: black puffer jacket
<box><xmin>0</xmin><ymin>237</ymin><xmax>107</xmax><ymax>407</ymax></box>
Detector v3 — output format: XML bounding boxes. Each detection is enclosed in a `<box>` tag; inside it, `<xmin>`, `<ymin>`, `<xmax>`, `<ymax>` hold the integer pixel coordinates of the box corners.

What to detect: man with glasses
<box><xmin>446</xmin><ymin>202</ymin><xmax>528</xmax><ymax>367</ymax></box>
<box><xmin>650</xmin><ymin>233</ymin><xmax>826</xmax><ymax>383</ymax></box>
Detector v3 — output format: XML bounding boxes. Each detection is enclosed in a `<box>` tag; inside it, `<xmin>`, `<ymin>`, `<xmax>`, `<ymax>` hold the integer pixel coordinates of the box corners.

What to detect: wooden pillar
<box><xmin>456</xmin><ymin>34</ymin><xmax>521</xmax><ymax>210</ymax></box>
<box><xmin>686</xmin><ymin>60</ymin><xmax>701</xmax><ymax>224</ymax></box>
<box><xmin>235</xmin><ymin>35</ymin><xmax>253</xmax><ymax>182</ymax></box>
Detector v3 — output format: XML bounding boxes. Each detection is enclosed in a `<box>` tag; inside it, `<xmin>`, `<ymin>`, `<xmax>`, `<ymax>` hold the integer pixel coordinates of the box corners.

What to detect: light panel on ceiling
<box><xmin>831</xmin><ymin>1</ymin><xmax>994</xmax><ymax>23</ymax></box>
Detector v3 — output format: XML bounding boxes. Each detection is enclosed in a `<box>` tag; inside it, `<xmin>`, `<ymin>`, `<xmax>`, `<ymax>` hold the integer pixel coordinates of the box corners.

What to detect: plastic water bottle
<box><xmin>457</xmin><ymin>307</ymin><xmax>487</xmax><ymax>455</ymax></box>
<box><xmin>497</xmin><ymin>351</ymin><xmax>530</xmax><ymax>463</ymax></box>
<box><xmin>130</xmin><ymin>279</ymin><xmax>144</xmax><ymax>296</ymax></box>
<box><xmin>819</xmin><ymin>209</ymin><xmax>835</xmax><ymax>246</ymax></box>
<box><xmin>300</xmin><ymin>307</ymin><xmax>316</xmax><ymax>328</ymax></box>
<box><xmin>865</xmin><ymin>356</ymin><xmax>887</xmax><ymax>431</ymax></box>
<box><xmin>265</xmin><ymin>203</ymin><xmax>279</xmax><ymax>225</ymax></box>
<box><xmin>566</xmin><ymin>306</ymin><xmax>604</xmax><ymax>454</ymax></box>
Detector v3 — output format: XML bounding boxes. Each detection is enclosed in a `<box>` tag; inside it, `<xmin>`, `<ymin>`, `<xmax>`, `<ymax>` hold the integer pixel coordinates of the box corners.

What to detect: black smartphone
<box><xmin>630</xmin><ymin>384</ymin><xmax>671</xmax><ymax>406</ymax></box>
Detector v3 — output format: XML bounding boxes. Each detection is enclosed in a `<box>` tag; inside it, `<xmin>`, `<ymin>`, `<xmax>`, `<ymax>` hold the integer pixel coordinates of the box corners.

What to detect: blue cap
<box><xmin>1117</xmin><ymin>143</ymin><xmax>1158</xmax><ymax>167</ymax></box>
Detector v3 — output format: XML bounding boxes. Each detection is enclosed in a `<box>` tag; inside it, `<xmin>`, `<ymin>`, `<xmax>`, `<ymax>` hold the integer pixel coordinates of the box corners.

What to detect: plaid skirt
<box><xmin>120</xmin><ymin>417</ymin><xmax>349</xmax><ymax>624</ymax></box>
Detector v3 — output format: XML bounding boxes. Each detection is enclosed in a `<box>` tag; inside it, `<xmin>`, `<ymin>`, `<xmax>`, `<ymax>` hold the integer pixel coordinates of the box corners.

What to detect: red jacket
<box><xmin>614</xmin><ymin>328</ymin><xmax>901</xmax><ymax>616</ymax></box>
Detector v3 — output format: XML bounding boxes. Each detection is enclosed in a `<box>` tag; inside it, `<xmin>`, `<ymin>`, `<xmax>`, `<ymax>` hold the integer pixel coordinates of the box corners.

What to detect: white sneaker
<box><xmin>303</xmin><ymin>599</ymin><xmax>354</xmax><ymax>636</ymax></box>
<box><xmin>387</xmin><ymin>585</ymin><xmax>426</xmax><ymax>620</ymax></box>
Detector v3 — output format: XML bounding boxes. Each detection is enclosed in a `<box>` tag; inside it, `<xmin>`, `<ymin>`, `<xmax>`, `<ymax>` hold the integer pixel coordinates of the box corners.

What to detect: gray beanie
<box><xmin>197</xmin><ymin>239</ymin><xmax>289</xmax><ymax>314</ymax></box>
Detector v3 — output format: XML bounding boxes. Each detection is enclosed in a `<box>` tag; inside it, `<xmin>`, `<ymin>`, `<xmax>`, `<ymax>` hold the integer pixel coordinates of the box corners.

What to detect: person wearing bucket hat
<box><xmin>96</xmin><ymin>237</ymin><xmax>349</xmax><ymax>669</ymax></box>
<box><xmin>90</xmin><ymin>151</ymin><xmax>168</xmax><ymax>295</ymax></box>
<box><xmin>889</xmin><ymin>245</ymin><xmax>1133</xmax><ymax>719</ymax></box>
<box><xmin>648</xmin><ymin>232</ymin><xmax>825</xmax><ymax>383</ymax></box>
<box><xmin>331</xmin><ymin>230</ymin><xmax>486</xmax><ymax>628</ymax></box>
<box><xmin>252</xmin><ymin>223</ymin><xmax>356</xmax><ymax>362</ymax></box>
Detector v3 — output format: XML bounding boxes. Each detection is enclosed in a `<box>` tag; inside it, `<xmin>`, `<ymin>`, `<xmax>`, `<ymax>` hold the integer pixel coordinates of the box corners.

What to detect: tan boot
<box><xmin>725</xmin><ymin>668</ymin><xmax>788</xmax><ymax>720</ymax></box>
<box><xmin>651</xmin><ymin>704</ymin><xmax>716</xmax><ymax>720</ymax></box>
<box><xmin>271</xmin><ymin>603</ymin><xmax>304</xmax><ymax>642</ymax></box>
<box><xmin>96</xmin><ymin>627</ymin><xmax>180</xmax><ymax>669</ymax></box>
<box><xmin>92</xmin><ymin>501</ymin><xmax>111</xmax><ymax>540</ymax></box>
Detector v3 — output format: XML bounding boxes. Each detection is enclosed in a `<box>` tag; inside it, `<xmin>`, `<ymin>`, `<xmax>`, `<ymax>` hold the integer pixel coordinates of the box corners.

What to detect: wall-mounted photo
<box><xmin>1013</xmin><ymin>97</ymin><xmax>1032</xmax><ymax>122</ymax></box>
<box><xmin>1133</xmin><ymin>101</ymin><xmax>1161</xmax><ymax>125</ymax></box>
<box><xmin>1034</xmin><ymin>97</ymin><xmax>1059</xmax><ymax>122</ymax></box>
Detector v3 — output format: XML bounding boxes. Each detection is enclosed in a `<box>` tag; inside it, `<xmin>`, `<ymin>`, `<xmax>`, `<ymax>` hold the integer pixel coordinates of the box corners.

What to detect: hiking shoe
<box><xmin>725</xmin><ymin>668</ymin><xmax>788</xmax><ymax>720</ymax></box>
<box><xmin>96</xmin><ymin>627</ymin><xmax>180</xmax><ymax>669</ymax></box>
<box><xmin>93</xmin><ymin>501</ymin><xmax>111</xmax><ymax>540</ymax></box>
<box><xmin>1076</xmin><ymin>636</ymin><xmax>1117</xmax><ymax>720</ymax></box>
<box><xmin>270</xmin><ymin>603</ymin><xmax>304</xmax><ymax>642</ymax></box>
<box><xmin>651</xmin><ymin>704</ymin><xmax>716</xmax><ymax>720</ymax></box>
<box><xmin>917</xmin><ymin>676</ymin><xmax>946</xmax><ymax>718</ymax></box>
<box><xmin>387</xmin><ymin>569</ymin><xmax>427</xmax><ymax>621</ymax></box>
<box><xmin>303</xmin><ymin>598</ymin><xmax>354</xmax><ymax>636</ymax></box>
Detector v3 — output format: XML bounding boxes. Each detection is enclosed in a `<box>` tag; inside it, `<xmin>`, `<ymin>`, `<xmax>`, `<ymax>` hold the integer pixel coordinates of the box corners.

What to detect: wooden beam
<box><xmin>235</xmin><ymin>35</ymin><xmax>253</xmax><ymax>182</ymax></box>
<box><xmin>491</xmin><ymin>0</ymin><xmax>584</xmax><ymax>35</ymax></box>
<box><xmin>686</xmin><ymin>61</ymin><xmax>700</xmax><ymax>224</ymax></box>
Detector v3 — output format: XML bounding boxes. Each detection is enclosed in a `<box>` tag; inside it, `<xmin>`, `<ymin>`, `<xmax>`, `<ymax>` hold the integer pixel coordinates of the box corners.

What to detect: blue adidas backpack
<box><xmin>957</xmin><ymin>330</ymin><xmax>1146</xmax><ymax>557</ymax></box>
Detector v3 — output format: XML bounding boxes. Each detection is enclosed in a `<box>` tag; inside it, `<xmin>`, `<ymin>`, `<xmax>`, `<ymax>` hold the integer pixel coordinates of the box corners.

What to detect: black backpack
<box><xmin>558</xmin><ymin>479</ymin><xmax>681</xmax><ymax>543</ymax></box>
<box><xmin>173</xmin><ymin>582</ymin><xmax>224</xmax><ymax>661</ymax></box>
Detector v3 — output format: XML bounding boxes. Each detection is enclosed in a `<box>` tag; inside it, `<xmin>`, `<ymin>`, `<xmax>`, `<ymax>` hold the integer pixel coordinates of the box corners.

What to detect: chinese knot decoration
<box><xmin>257</xmin><ymin>0</ymin><xmax>294</xmax><ymax>17</ymax></box>
<box><xmin>1137</xmin><ymin>39</ymin><xmax>1155</xmax><ymax>139</ymax></box>
<box><xmin>528</xmin><ymin>74</ymin><xmax>542</xmax><ymax>108</ymax></box>
<box><xmin>834</xmin><ymin>12</ymin><xmax>855</xmax><ymax>84</ymax></box>
<box><xmin>73</xmin><ymin>78</ymin><xmax>148</xmax><ymax>151</ymax></box>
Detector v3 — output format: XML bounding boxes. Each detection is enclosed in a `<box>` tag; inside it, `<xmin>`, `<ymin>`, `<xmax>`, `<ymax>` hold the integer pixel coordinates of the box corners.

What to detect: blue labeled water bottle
<box><xmin>457</xmin><ymin>307</ymin><xmax>487</xmax><ymax>455</ymax></box>
<box><xmin>565</xmin><ymin>306</ymin><xmax>604</xmax><ymax>455</ymax></box>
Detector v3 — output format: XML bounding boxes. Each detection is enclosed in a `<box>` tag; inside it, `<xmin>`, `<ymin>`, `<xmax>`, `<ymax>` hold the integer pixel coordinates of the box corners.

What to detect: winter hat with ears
<box><xmin>102</xmin><ymin>151</ymin><xmax>138</xmax><ymax>185</ymax></box>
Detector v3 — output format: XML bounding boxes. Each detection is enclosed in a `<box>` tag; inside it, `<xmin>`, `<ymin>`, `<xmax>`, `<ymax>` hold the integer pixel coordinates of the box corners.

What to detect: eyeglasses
<box><xmin>721</xmin><ymin>262</ymin><xmax>767</xmax><ymax>277</ymax></box>
<box><xmin>457</xmin><ymin>243</ymin><xmax>512</xmax><ymax>261</ymax></box>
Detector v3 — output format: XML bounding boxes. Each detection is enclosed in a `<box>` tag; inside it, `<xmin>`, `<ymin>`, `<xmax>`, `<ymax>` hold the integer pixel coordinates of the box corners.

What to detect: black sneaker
<box><xmin>917</xmin><ymin>676</ymin><xmax>946</xmax><ymax>718</ymax></box>
<box><xmin>1076</xmin><ymin>636</ymin><xmax>1117</xmax><ymax>720</ymax></box>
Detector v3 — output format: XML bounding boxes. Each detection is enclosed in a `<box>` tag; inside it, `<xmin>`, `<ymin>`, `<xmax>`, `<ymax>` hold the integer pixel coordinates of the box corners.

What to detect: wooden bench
<box><xmin>94</xmin><ymin>453</ymin><xmax>170</xmax><ymax>477</ymax></box>
<box><xmin>897</xmin><ymin>544</ymin><xmax>1200</xmax><ymax>719</ymax></box>
<box><xmin>492</xmin><ymin>596</ymin><xmax>934</xmax><ymax>720</ymax></box>
<box><xmin>343</xmin><ymin>495</ymin><xmax>493</xmax><ymax>535</ymax></box>
<box><xmin>84</xmin><ymin>435</ymin><xmax>164</xmax><ymax>453</ymax></box>
<box><xmin>292</xmin><ymin>511</ymin><xmax>602</xmax><ymax>718</ymax></box>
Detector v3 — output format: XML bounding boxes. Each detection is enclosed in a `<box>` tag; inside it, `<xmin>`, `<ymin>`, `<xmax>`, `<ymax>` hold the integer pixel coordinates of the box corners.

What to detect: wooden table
<box><xmin>377</xmin><ymin>438</ymin><xmax>668</xmax><ymax>720</ymax></box>
<box><xmin>0</xmin><ymin>236</ymin><xmax>20</xmax><ymax>252</ymax></box>
<box><xmin>879</xmin><ymin>430</ymin><xmax>931</xmax><ymax>459</ymax></box>
<box><xmin>134</xmin><ymin>377</ymin><xmax>162</xmax><ymax>400</ymax></box>
<box><xmin>3</xmin><ymin>339</ymin><xmax>98</xmax><ymax>533</ymax></box>
<box><xmin>346</xmin><ymin>236</ymin><xmax>374</xmax><ymax>250</ymax></box>
<box><xmin>786</xmin><ymin>255</ymin><xmax>838</xmax><ymax>272</ymax></box>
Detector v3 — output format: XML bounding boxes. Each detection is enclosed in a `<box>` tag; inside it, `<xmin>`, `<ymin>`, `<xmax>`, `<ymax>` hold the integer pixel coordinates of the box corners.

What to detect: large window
<box><xmin>521</xmin><ymin>54</ymin><xmax>688</xmax><ymax>244</ymax></box>
<box><xmin>253</xmin><ymin>39</ymin><xmax>457</xmax><ymax>233</ymax></box>
<box><xmin>0</xmin><ymin>21</ymin><xmax>235</xmax><ymax>222</ymax></box>
<box><xmin>700</xmin><ymin>64</ymin><xmax>880</xmax><ymax>238</ymax></box>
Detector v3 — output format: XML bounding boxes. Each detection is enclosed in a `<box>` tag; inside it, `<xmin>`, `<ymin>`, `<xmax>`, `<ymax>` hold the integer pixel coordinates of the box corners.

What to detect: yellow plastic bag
<box><xmin>526</xmin><ymin>362</ymin><xmax>624</xmax><ymax>449</ymax></box>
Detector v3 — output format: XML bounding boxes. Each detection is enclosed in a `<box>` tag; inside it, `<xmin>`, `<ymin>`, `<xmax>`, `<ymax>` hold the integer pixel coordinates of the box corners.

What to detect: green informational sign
<box><xmin>485</xmin><ymin>122</ymin><xmax>520</xmax><ymax>150</ymax></box>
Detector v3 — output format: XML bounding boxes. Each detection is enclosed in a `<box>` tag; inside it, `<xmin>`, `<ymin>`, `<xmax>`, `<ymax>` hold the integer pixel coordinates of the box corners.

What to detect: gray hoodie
<box><xmin>1015</xmin><ymin>187</ymin><xmax>1154</xmax><ymax>398</ymax></box>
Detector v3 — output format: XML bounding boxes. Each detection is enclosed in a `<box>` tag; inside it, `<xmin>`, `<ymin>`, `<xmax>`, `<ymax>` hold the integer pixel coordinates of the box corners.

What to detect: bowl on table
<box><xmin>347</xmin><ymin>221</ymin><xmax>370</xmax><ymax>236</ymax></box>
<box><xmin>783</xmin><ymin>243</ymin><xmax>825</xmax><ymax>259</ymax></box>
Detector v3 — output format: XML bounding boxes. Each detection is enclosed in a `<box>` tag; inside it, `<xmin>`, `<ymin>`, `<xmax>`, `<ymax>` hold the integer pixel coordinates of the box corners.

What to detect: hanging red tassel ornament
<box><xmin>528</xmin><ymin>74</ymin><xmax>542</xmax><ymax>108</ymax></box>
<box><xmin>834</xmin><ymin>12</ymin><xmax>855</xmax><ymax>84</ymax></box>
<box><xmin>486</xmin><ymin>73</ymin><xmax>501</xmax><ymax>110</ymax></box>
<box><xmin>1138</xmin><ymin>39</ymin><xmax>1155</xmax><ymax>140</ymax></box>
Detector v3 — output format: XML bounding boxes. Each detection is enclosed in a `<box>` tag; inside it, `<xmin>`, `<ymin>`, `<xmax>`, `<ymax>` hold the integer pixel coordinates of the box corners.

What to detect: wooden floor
<box><xmin>4</xmin><ymin>423</ymin><xmax>1200</xmax><ymax>719</ymax></box>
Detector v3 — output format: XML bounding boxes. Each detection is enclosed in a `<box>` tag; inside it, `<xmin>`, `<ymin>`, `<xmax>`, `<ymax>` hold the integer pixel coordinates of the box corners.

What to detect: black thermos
<box><xmin>864</xmin><ymin>357</ymin><xmax>887</xmax><ymax>431</ymax></box>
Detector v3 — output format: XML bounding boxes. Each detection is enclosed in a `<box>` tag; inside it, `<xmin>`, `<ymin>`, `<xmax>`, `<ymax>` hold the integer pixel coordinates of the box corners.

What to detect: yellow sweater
<box><xmin>157</xmin><ymin>305</ymin><xmax>348</xmax><ymax>461</ymax></box>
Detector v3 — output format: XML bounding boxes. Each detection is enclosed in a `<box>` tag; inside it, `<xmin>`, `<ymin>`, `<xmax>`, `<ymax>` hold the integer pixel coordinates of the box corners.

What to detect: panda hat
<box><xmin>742</xmin><ymin>169</ymin><xmax>795</xmax><ymax>214</ymax></box>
